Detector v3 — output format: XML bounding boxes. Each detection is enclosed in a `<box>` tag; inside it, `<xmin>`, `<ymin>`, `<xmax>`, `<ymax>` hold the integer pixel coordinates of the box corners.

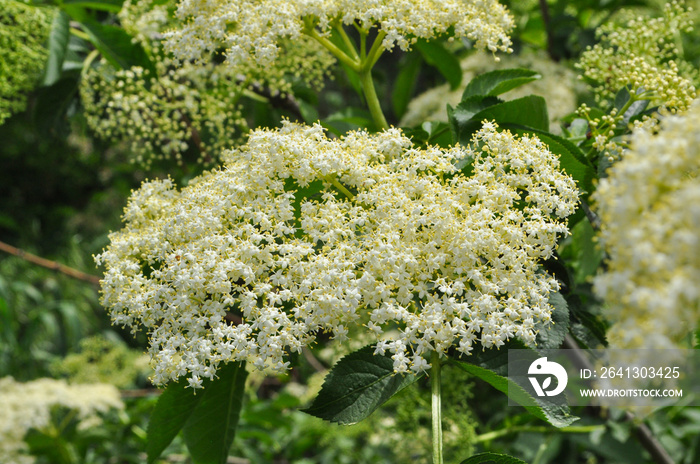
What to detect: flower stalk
<box><xmin>431</xmin><ymin>351</ymin><xmax>443</xmax><ymax>464</ymax></box>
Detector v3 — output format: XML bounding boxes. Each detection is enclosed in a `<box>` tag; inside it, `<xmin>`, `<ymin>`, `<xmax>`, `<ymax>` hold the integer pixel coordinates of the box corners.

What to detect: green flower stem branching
<box><xmin>305</xmin><ymin>21</ymin><xmax>389</xmax><ymax>129</ymax></box>
<box><xmin>363</xmin><ymin>30</ymin><xmax>387</xmax><ymax>71</ymax></box>
<box><xmin>335</xmin><ymin>22</ymin><xmax>360</xmax><ymax>61</ymax></box>
<box><xmin>431</xmin><ymin>351</ymin><xmax>444</xmax><ymax>464</ymax></box>
<box><xmin>305</xmin><ymin>25</ymin><xmax>361</xmax><ymax>72</ymax></box>
<box><xmin>359</xmin><ymin>68</ymin><xmax>389</xmax><ymax>129</ymax></box>
<box><xmin>473</xmin><ymin>424</ymin><xmax>605</xmax><ymax>443</ymax></box>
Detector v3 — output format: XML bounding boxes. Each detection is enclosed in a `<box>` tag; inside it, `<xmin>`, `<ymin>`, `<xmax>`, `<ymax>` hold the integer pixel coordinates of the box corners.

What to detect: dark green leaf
<box><xmin>43</xmin><ymin>11</ymin><xmax>70</xmax><ymax>86</ymax></box>
<box><xmin>63</xmin><ymin>7</ymin><xmax>154</xmax><ymax>73</ymax></box>
<box><xmin>147</xmin><ymin>378</ymin><xmax>203</xmax><ymax>463</ymax></box>
<box><xmin>462</xmin><ymin>68</ymin><xmax>541</xmax><ymax>100</ymax></box>
<box><xmin>613</xmin><ymin>86</ymin><xmax>650</xmax><ymax>124</ymax></box>
<box><xmin>450</xmin><ymin>339</ymin><xmax>578</xmax><ymax>427</ymax></box>
<box><xmin>447</xmin><ymin>95</ymin><xmax>501</xmax><ymax>143</ymax></box>
<box><xmin>303</xmin><ymin>345</ymin><xmax>421</xmax><ymax>424</ymax></box>
<box><xmin>450</xmin><ymin>96</ymin><xmax>549</xmax><ymax>145</ymax></box>
<box><xmin>478</xmin><ymin>96</ymin><xmax>549</xmax><ymax>132</ymax></box>
<box><xmin>421</xmin><ymin>121</ymin><xmax>452</xmax><ymax>148</ymax></box>
<box><xmin>460</xmin><ymin>452</ymin><xmax>529</xmax><ymax>464</ymax></box>
<box><xmin>33</xmin><ymin>77</ymin><xmax>79</xmax><ymax>134</ymax></box>
<box><xmin>392</xmin><ymin>52</ymin><xmax>422</xmax><ymax>119</ymax></box>
<box><xmin>535</xmin><ymin>292</ymin><xmax>569</xmax><ymax>349</ymax></box>
<box><xmin>569</xmin><ymin>304</ymin><xmax>608</xmax><ymax>348</ymax></box>
<box><xmin>183</xmin><ymin>362</ymin><xmax>248</xmax><ymax>464</ymax></box>
<box><xmin>61</xmin><ymin>0</ymin><xmax>124</xmax><ymax>12</ymax></box>
<box><xmin>322</xmin><ymin>108</ymin><xmax>373</xmax><ymax>135</ymax></box>
<box><xmin>415</xmin><ymin>39</ymin><xmax>462</xmax><ymax>89</ymax></box>
<box><xmin>613</xmin><ymin>86</ymin><xmax>632</xmax><ymax>112</ymax></box>
<box><xmin>453</xmin><ymin>359</ymin><xmax>578</xmax><ymax>428</ymax></box>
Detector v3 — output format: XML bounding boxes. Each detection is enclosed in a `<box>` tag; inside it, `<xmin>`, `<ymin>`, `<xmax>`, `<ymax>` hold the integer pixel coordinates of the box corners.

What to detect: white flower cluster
<box><xmin>165</xmin><ymin>0</ymin><xmax>513</xmax><ymax>66</ymax></box>
<box><xmin>593</xmin><ymin>101</ymin><xmax>700</xmax><ymax>350</ymax></box>
<box><xmin>400</xmin><ymin>50</ymin><xmax>581</xmax><ymax>132</ymax></box>
<box><xmin>97</xmin><ymin>121</ymin><xmax>578</xmax><ymax>386</ymax></box>
<box><xmin>119</xmin><ymin>0</ymin><xmax>335</xmax><ymax>94</ymax></box>
<box><xmin>0</xmin><ymin>377</ymin><xmax>123</xmax><ymax>464</ymax></box>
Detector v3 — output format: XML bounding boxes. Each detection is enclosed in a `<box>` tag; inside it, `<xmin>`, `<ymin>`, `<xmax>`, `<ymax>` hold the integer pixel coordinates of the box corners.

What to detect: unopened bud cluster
<box><xmin>0</xmin><ymin>0</ymin><xmax>53</xmax><ymax>125</ymax></box>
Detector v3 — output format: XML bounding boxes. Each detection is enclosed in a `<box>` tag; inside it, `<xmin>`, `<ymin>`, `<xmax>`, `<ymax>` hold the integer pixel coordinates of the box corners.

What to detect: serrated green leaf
<box><xmin>462</xmin><ymin>68</ymin><xmax>541</xmax><ymax>100</ymax></box>
<box><xmin>460</xmin><ymin>452</ymin><xmax>529</xmax><ymax>464</ymax></box>
<box><xmin>450</xmin><ymin>96</ymin><xmax>549</xmax><ymax>145</ymax></box>
<box><xmin>147</xmin><ymin>378</ymin><xmax>203</xmax><ymax>464</ymax></box>
<box><xmin>453</xmin><ymin>359</ymin><xmax>578</xmax><ymax>428</ymax></box>
<box><xmin>535</xmin><ymin>292</ymin><xmax>569</xmax><ymax>349</ymax></box>
<box><xmin>415</xmin><ymin>39</ymin><xmax>462</xmax><ymax>89</ymax></box>
<box><xmin>450</xmin><ymin>340</ymin><xmax>578</xmax><ymax>427</ymax></box>
<box><xmin>183</xmin><ymin>362</ymin><xmax>248</xmax><ymax>464</ymax></box>
<box><xmin>392</xmin><ymin>51</ymin><xmax>422</xmax><ymax>119</ymax></box>
<box><xmin>303</xmin><ymin>345</ymin><xmax>421</xmax><ymax>424</ymax></box>
<box><xmin>447</xmin><ymin>95</ymin><xmax>501</xmax><ymax>143</ymax></box>
<box><xmin>569</xmin><ymin>302</ymin><xmax>608</xmax><ymax>348</ymax></box>
<box><xmin>43</xmin><ymin>10</ymin><xmax>70</xmax><ymax>86</ymax></box>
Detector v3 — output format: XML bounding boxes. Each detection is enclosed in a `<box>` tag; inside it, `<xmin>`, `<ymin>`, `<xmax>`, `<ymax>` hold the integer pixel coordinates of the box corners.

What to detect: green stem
<box><xmin>335</xmin><ymin>23</ymin><xmax>360</xmax><ymax>60</ymax></box>
<box><xmin>69</xmin><ymin>27</ymin><xmax>91</xmax><ymax>42</ymax></box>
<box><xmin>306</xmin><ymin>21</ymin><xmax>388</xmax><ymax>129</ymax></box>
<box><xmin>359</xmin><ymin>69</ymin><xmax>388</xmax><ymax>129</ymax></box>
<box><xmin>363</xmin><ymin>30</ymin><xmax>387</xmax><ymax>71</ymax></box>
<box><xmin>473</xmin><ymin>424</ymin><xmax>604</xmax><ymax>443</ymax></box>
<box><xmin>323</xmin><ymin>174</ymin><xmax>355</xmax><ymax>200</ymax></box>
<box><xmin>431</xmin><ymin>351</ymin><xmax>443</xmax><ymax>464</ymax></box>
<box><xmin>305</xmin><ymin>26</ymin><xmax>361</xmax><ymax>72</ymax></box>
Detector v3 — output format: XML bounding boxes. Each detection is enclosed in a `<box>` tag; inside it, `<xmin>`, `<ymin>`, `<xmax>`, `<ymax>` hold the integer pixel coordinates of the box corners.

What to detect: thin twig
<box><xmin>563</xmin><ymin>335</ymin><xmax>675</xmax><ymax>464</ymax></box>
<box><xmin>539</xmin><ymin>0</ymin><xmax>556</xmax><ymax>61</ymax></box>
<box><xmin>181</xmin><ymin>114</ymin><xmax>211</xmax><ymax>164</ymax></box>
<box><xmin>302</xmin><ymin>346</ymin><xmax>327</xmax><ymax>372</ymax></box>
<box><xmin>581</xmin><ymin>200</ymin><xmax>602</xmax><ymax>231</ymax></box>
<box><xmin>120</xmin><ymin>389</ymin><xmax>161</xmax><ymax>399</ymax></box>
<box><xmin>248</xmin><ymin>82</ymin><xmax>306</xmax><ymax>122</ymax></box>
<box><xmin>0</xmin><ymin>240</ymin><xmax>100</xmax><ymax>286</ymax></box>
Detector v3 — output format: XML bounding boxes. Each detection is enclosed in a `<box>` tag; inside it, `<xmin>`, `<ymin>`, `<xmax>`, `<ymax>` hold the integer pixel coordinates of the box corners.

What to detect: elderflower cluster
<box><xmin>165</xmin><ymin>0</ymin><xmax>513</xmax><ymax>67</ymax></box>
<box><xmin>0</xmin><ymin>377</ymin><xmax>123</xmax><ymax>464</ymax></box>
<box><xmin>0</xmin><ymin>0</ymin><xmax>53</xmax><ymax>125</ymax></box>
<box><xmin>97</xmin><ymin>120</ymin><xmax>577</xmax><ymax>385</ymax></box>
<box><xmin>593</xmin><ymin>101</ymin><xmax>700</xmax><ymax>350</ymax></box>
<box><xmin>577</xmin><ymin>1</ymin><xmax>696</xmax><ymax>110</ymax></box>
<box><xmin>119</xmin><ymin>0</ymin><xmax>335</xmax><ymax>95</ymax></box>
<box><xmin>81</xmin><ymin>61</ymin><xmax>249</xmax><ymax>167</ymax></box>
<box><xmin>400</xmin><ymin>50</ymin><xmax>581</xmax><ymax>131</ymax></box>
